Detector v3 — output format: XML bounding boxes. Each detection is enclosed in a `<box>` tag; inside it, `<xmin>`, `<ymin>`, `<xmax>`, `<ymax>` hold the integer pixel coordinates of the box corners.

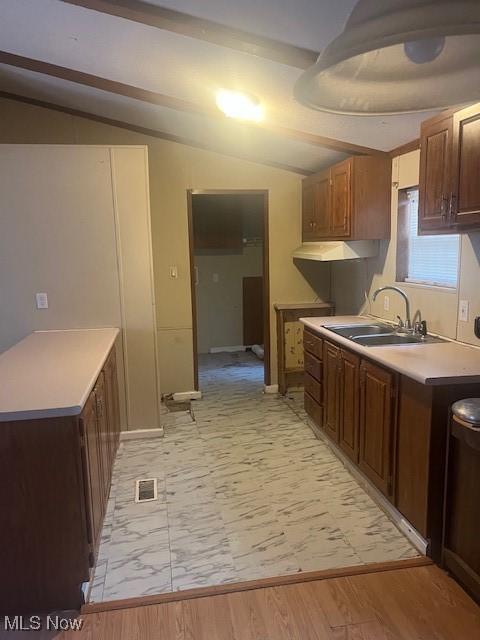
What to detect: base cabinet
<box><xmin>303</xmin><ymin>328</ymin><xmax>480</xmax><ymax>561</ymax></box>
<box><xmin>359</xmin><ymin>361</ymin><xmax>395</xmax><ymax>498</ymax></box>
<box><xmin>0</xmin><ymin>346</ymin><xmax>120</xmax><ymax>613</ymax></box>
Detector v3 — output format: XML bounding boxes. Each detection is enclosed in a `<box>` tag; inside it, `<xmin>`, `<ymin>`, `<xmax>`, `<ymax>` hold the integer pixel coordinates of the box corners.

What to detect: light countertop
<box><xmin>301</xmin><ymin>315</ymin><xmax>480</xmax><ymax>386</ymax></box>
<box><xmin>0</xmin><ymin>328</ymin><xmax>119</xmax><ymax>422</ymax></box>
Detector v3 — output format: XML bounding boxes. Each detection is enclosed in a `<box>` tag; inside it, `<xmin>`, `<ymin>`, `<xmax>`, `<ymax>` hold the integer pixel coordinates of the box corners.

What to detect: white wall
<box><xmin>195</xmin><ymin>245</ymin><xmax>263</xmax><ymax>352</ymax></box>
<box><xmin>332</xmin><ymin>150</ymin><xmax>480</xmax><ymax>348</ymax></box>
<box><xmin>0</xmin><ymin>144</ymin><xmax>160</xmax><ymax>430</ymax></box>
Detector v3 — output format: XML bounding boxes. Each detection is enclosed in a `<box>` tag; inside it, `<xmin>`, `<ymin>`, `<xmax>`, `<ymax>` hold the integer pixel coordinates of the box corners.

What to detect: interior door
<box><xmin>323</xmin><ymin>341</ymin><xmax>340</xmax><ymax>441</ymax></box>
<box><xmin>452</xmin><ymin>104</ymin><xmax>480</xmax><ymax>227</ymax></box>
<box><xmin>418</xmin><ymin>115</ymin><xmax>453</xmax><ymax>233</ymax></box>
<box><xmin>339</xmin><ymin>349</ymin><xmax>360</xmax><ymax>463</ymax></box>
<box><xmin>359</xmin><ymin>361</ymin><xmax>395</xmax><ymax>497</ymax></box>
<box><xmin>330</xmin><ymin>159</ymin><xmax>352</xmax><ymax>238</ymax></box>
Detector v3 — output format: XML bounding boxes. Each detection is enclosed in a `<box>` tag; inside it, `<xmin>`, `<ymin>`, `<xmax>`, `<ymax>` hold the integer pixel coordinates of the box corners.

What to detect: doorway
<box><xmin>187</xmin><ymin>190</ymin><xmax>270</xmax><ymax>390</ymax></box>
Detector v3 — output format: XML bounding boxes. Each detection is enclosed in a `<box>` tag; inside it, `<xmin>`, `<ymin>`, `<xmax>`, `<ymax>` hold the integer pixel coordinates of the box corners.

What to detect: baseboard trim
<box><xmin>263</xmin><ymin>384</ymin><xmax>279</xmax><ymax>394</ymax></box>
<box><xmin>306</xmin><ymin>417</ymin><xmax>428</xmax><ymax>556</ymax></box>
<box><xmin>120</xmin><ymin>427</ymin><xmax>164</xmax><ymax>442</ymax></box>
<box><xmin>209</xmin><ymin>345</ymin><xmax>247</xmax><ymax>353</ymax></box>
<box><xmin>82</xmin><ymin>557</ymin><xmax>431</xmax><ymax>614</ymax></box>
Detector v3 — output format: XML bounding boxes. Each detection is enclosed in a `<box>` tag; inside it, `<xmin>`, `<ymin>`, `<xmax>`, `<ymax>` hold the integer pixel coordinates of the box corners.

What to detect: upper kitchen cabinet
<box><xmin>419</xmin><ymin>103</ymin><xmax>480</xmax><ymax>234</ymax></box>
<box><xmin>301</xmin><ymin>155</ymin><xmax>391</xmax><ymax>242</ymax></box>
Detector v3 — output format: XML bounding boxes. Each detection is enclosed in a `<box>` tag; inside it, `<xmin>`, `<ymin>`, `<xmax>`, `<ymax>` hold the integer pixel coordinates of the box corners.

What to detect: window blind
<box><xmin>405</xmin><ymin>190</ymin><xmax>459</xmax><ymax>288</ymax></box>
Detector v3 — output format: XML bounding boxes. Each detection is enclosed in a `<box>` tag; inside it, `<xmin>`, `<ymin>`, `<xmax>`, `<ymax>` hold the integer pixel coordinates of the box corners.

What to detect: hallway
<box><xmin>89</xmin><ymin>352</ymin><xmax>418</xmax><ymax>604</ymax></box>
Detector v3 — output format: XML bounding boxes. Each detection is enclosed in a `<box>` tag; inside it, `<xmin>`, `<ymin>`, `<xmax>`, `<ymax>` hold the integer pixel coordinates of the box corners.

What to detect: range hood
<box><xmin>292</xmin><ymin>240</ymin><xmax>378</xmax><ymax>262</ymax></box>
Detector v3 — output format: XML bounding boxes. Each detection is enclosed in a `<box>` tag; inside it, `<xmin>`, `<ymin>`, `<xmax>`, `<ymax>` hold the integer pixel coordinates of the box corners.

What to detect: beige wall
<box><xmin>332</xmin><ymin>149</ymin><xmax>480</xmax><ymax>348</ymax></box>
<box><xmin>195</xmin><ymin>245</ymin><xmax>263</xmax><ymax>353</ymax></box>
<box><xmin>0</xmin><ymin>143</ymin><xmax>160</xmax><ymax>430</ymax></box>
<box><xmin>0</xmin><ymin>97</ymin><xmax>331</xmax><ymax>392</ymax></box>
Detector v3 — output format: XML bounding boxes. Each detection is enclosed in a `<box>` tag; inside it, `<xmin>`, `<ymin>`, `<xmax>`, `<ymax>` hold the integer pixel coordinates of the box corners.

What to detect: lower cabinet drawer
<box><xmin>304</xmin><ymin>372</ymin><xmax>322</xmax><ymax>404</ymax></box>
<box><xmin>303</xmin><ymin>329</ymin><xmax>323</xmax><ymax>359</ymax></box>
<box><xmin>304</xmin><ymin>392</ymin><xmax>323</xmax><ymax>427</ymax></box>
<box><xmin>304</xmin><ymin>351</ymin><xmax>322</xmax><ymax>382</ymax></box>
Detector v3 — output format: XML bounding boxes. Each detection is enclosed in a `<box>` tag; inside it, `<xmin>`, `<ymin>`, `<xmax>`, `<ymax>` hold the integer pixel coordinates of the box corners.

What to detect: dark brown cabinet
<box><xmin>339</xmin><ymin>350</ymin><xmax>360</xmax><ymax>464</ymax></box>
<box><xmin>419</xmin><ymin>102</ymin><xmax>480</xmax><ymax>234</ymax></box>
<box><xmin>1</xmin><ymin>345</ymin><xmax>120</xmax><ymax>613</ymax></box>
<box><xmin>418</xmin><ymin>114</ymin><xmax>453</xmax><ymax>233</ymax></box>
<box><xmin>323</xmin><ymin>341</ymin><xmax>340</xmax><ymax>442</ymax></box>
<box><xmin>359</xmin><ymin>361</ymin><xmax>396</xmax><ymax>497</ymax></box>
<box><xmin>303</xmin><ymin>328</ymin><xmax>480</xmax><ymax>563</ymax></box>
<box><xmin>301</xmin><ymin>155</ymin><xmax>390</xmax><ymax>242</ymax></box>
<box><xmin>302</xmin><ymin>169</ymin><xmax>330</xmax><ymax>240</ymax></box>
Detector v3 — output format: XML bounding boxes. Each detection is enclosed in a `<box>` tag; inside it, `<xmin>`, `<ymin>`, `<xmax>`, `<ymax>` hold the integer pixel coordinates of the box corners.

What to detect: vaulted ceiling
<box><xmin>0</xmin><ymin>0</ymin><xmax>436</xmax><ymax>174</ymax></box>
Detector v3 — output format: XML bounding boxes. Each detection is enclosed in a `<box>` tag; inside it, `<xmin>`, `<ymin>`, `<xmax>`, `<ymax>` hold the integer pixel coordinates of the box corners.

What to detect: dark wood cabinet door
<box><xmin>94</xmin><ymin>373</ymin><xmax>110</xmax><ymax>504</ymax></box>
<box><xmin>330</xmin><ymin>159</ymin><xmax>352</xmax><ymax>238</ymax></box>
<box><xmin>359</xmin><ymin>361</ymin><xmax>395</xmax><ymax>497</ymax></box>
<box><xmin>302</xmin><ymin>181</ymin><xmax>316</xmax><ymax>240</ymax></box>
<box><xmin>339</xmin><ymin>349</ymin><xmax>360</xmax><ymax>463</ymax></box>
<box><xmin>80</xmin><ymin>393</ymin><xmax>104</xmax><ymax>549</ymax></box>
<box><xmin>104</xmin><ymin>348</ymin><xmax>120</xmax><ymax>466</ymax></box>
<box><xmin>323</xmin><ymin>341</ymin><xmax>340</xmax><ymax>441</ymax></box>
<box><xmin>452</xmin><ymin>104</ymin><xmax>480</xmax><ymax>227</ymax></box>
<box><xmin>419</xmin><ymin>115</ymin><xmax>453</xmax><ymax>233</ymax></box>
<box><xmin>302</xmin><ymin>170</ymin><xmax>330</xmax><ymax>240</ymax></box>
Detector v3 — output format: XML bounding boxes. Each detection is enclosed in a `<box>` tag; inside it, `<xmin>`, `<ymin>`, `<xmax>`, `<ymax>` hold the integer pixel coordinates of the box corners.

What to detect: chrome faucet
<box><xmin>372</xmin><ymin>286</ymin><xmax>412</xmax><ymax>331</ymax></box>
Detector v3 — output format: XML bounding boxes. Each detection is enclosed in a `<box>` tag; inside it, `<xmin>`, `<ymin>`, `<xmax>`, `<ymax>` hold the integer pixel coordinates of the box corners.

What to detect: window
<box><xmin>397</xmin><ymin>188</ymin><xmax>459</xmax><ymax>288</ymax></box>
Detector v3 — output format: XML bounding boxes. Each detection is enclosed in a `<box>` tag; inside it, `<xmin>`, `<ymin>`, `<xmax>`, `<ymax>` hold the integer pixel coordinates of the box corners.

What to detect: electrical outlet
<box><xmin>212</xmin><ymin>273</ymin><xmax>219</xmax><ymax>283</ymax></box>
<box><xmin>169</xmin><ymin>266</ymin><xmax>178</xmax><ymax>279</ymax></box>
<box><xmin>35</xmin><ymin>292</ymin><xmax>48</xmax><ymax>309</ymax></box>
<box><xmin>459</xmin><ymin>299</ymin><xmax>469</xmax><ymax>322</ymax></box>
<box><xmin>383</xmin><ymin>295</ymin><xmax>390</xmax><ymax>312</ymax></box>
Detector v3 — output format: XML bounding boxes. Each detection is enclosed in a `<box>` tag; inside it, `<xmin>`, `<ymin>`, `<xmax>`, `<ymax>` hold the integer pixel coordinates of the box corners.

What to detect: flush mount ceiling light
<box><xmin>294</xmin><ymin>0</ymin><xmax>480</xmax><ymax>115</ymax></box>
<box><xmin>216</xmin><ymin>89</ymin><xmax>263</xmax><ymax>122</ymax></box>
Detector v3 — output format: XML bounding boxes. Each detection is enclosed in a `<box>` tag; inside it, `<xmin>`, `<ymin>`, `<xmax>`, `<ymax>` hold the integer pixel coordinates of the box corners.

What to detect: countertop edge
<box><xmin>301</xmin><ymin>317</ymin><xmax>480</xmax><ymax>386</ymax></box>
<box><xmin>0</xmin><ymin>328</ymin><xmax>120</xmax><ymax>422</ymax></box>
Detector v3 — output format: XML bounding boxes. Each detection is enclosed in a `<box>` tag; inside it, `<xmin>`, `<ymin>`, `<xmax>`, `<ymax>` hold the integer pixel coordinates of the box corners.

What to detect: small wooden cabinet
<box><xmin>274</xmin><ymin>303</ymin><xmax>334</xmax><ymax>395</ymax></box>
<box><xmin>301</xmin><ymin>155</ymin><xmax>391</xmax><ymax>242</ymax></box>
<box><xmin>339</xmin><ymin>349</ymin><xmax>360</xmax><ymax>464</ymax></box>
<box><xmin>419</xmin><ymin>102</ymin><xmax>480</xmax><ymax>234</ymax></box>
<box><xmin>323</xmin><ymin>341</ymin><xmax>341</xmax><ymax>442</ymax></box>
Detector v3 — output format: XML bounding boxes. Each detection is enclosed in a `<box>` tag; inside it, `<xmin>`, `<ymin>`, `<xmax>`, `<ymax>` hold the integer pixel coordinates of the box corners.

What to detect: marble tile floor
<box><xmin>89</xmin><ymin>351</ymin><xmax>419</xmax><ymax>603</ymax></box>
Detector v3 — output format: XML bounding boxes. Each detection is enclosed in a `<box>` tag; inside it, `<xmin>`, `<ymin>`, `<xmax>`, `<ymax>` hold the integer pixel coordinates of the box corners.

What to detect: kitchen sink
<box><xmin>326</xmin><ymin>323</ymin><xmax>394</xmax><ymax>338</ymax></box>
<box><xmin>352</xmin><ymin>333</ymin><xmax>446</xmax><ymax>346</ymax></box>
<box><xmin>325</xmin><ymin>322</ymin><xmax>446</xmax><ymax>346</ymax></box>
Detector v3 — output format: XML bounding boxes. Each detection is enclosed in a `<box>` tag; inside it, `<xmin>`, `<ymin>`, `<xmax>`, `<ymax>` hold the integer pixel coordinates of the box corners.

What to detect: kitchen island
<box><xmin>0</xmin><ymin>329</ymin><xmax>121</xmax><ymax>613</ymax></box>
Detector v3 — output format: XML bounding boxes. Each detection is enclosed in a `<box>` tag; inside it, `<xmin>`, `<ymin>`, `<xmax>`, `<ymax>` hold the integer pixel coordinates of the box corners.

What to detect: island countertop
<box><xmin>0</xmin><ymin>328</ymin><xmax>119</xmax><ymax>422</ymax></box>
<box><xmin>301</xmin><ymin>315</ymin><xmax>480</xmax><ymax>386</ymax></box>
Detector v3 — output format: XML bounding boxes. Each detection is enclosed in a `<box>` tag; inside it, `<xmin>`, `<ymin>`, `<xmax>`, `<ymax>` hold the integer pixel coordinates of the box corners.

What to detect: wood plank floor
<box><xmin>60</xmin><ymin>565</ymin><xmax>480</xmax><ymax>639</ymax></box>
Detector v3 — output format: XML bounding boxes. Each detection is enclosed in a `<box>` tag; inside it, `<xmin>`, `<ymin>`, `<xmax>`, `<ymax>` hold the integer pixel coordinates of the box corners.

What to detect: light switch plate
<box><xmin>36</xmin><ymin>292</ymin><xmax>48</xmax><ymax>309</ymax></box>
<box><xmin>383</xmin><ymin>295</ymin><xmax>390</xmax><ymax>311</ymax></box>
<box><xmin>459</xmin><ymin>299</ymin><xmax>469</xmax><ymax>322</ymax></box>
<box><xmin>169</xmin><ymin>266</ymin><xmax>178</xmax><ymax>279</ymax></box>
<box><xmin>212</xmin><ymin>273</ymin><xmax>219</xmax><ymax>283</ymax></box>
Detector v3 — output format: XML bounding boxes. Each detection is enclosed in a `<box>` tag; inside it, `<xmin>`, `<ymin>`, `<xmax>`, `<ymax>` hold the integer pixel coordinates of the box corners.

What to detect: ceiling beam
<box><xmin>389</xmin><ymin>138</ymin><xmax>420</xmax><ymax>158</ymax></box>
<box><xmin>58</xmin><ymin>0</ymin><xmax>318</xmax><ymax>70</ymax></box>
<box><xmin>0</xmin><ymin>91</ymin><xmax>313</xmax><ymax>176</ymax></box>
<box><xmin>0</xmin><ymin>51</ymin><xmax>384</xmax><ymax>157</ymax></box>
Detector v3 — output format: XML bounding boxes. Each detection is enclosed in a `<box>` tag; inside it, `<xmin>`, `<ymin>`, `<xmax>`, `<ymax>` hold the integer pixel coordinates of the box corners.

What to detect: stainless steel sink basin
<box><xmin>326</xmin><ymin>323</ymin><xmax>394</xmax><ymax>338</ymax></box>
<box><xmin>351</xmin><ymin>333</ymin><xmax>446</xmax><ymax>346</ymax></box>
<box><xmin>325</xmin><ymin>321</ymin><xmax>446</xmax><ymax>346</ymax></box>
